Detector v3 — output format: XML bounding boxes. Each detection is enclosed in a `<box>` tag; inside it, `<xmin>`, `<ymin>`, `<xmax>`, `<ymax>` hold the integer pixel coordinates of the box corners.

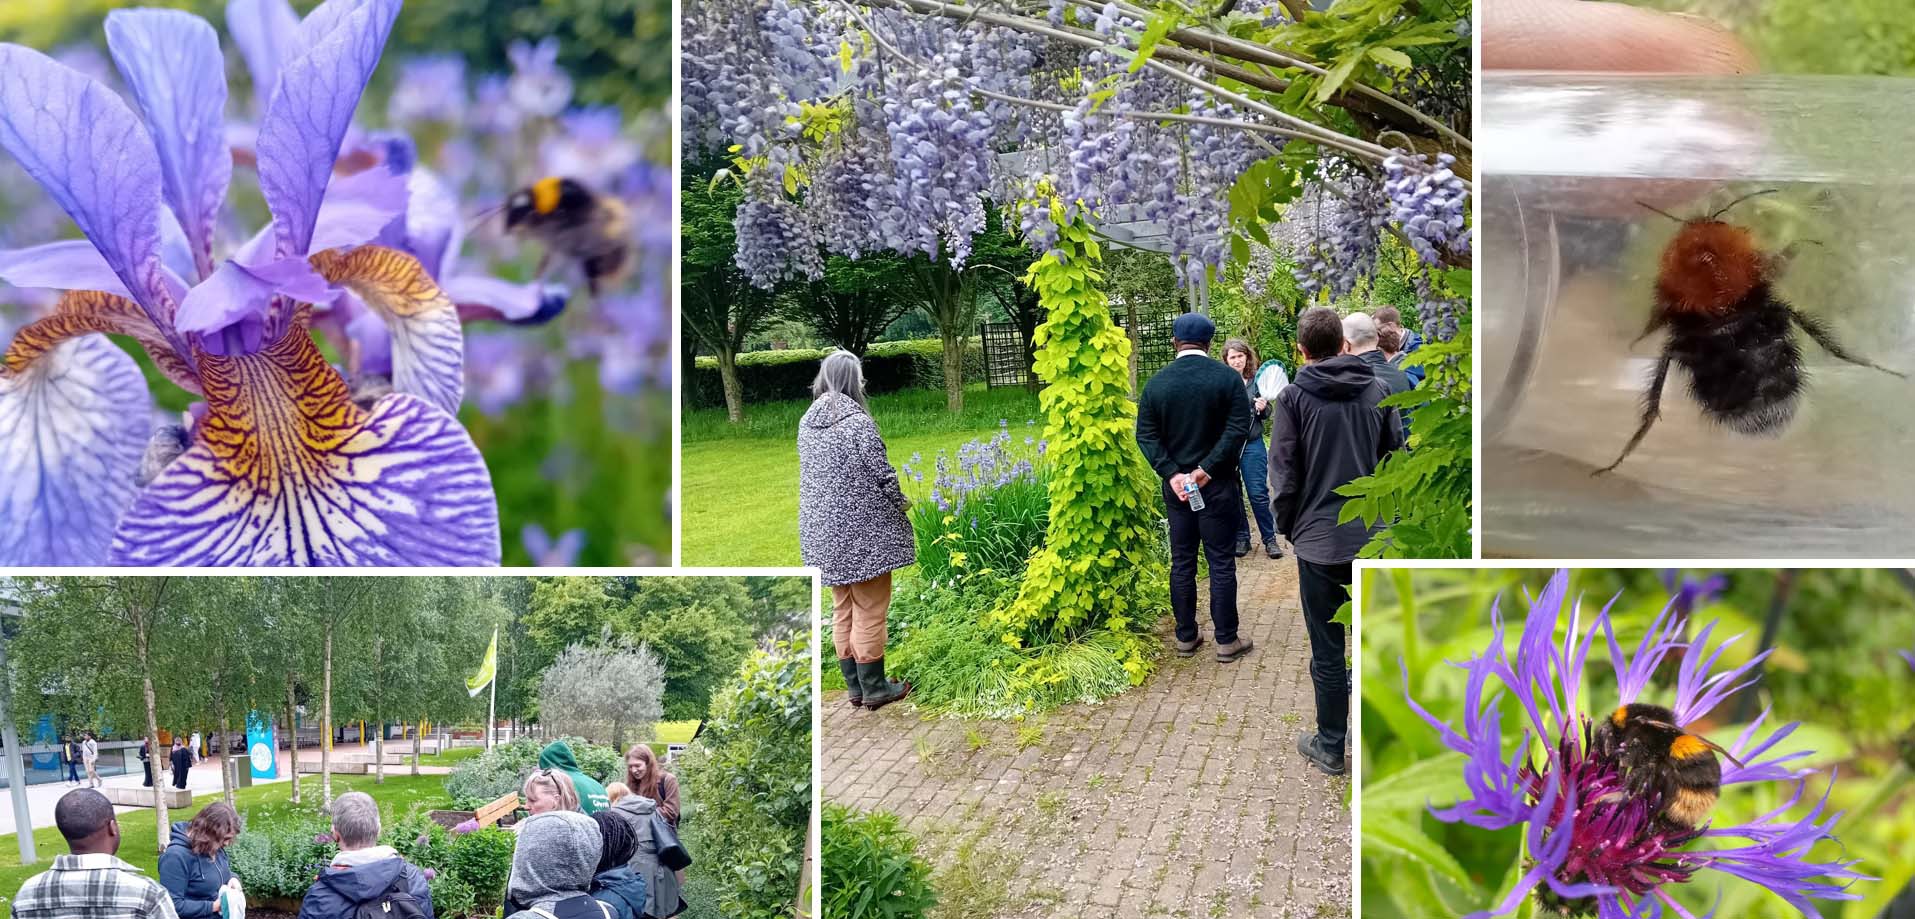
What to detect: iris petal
<box><xmin>444</xmin><ymin>275</ymin><xmax>569</xmax><ymax>323</ymax></box>
<box><xmin>104</xmin><ymin>9</ymin><xmax>230</xmax><ymax>282</ymax></box>
<box><xmin>225</xmin><ymin>0</ymin><xmax>302</xmax><ymax>113</ymax></box>
<box><xmin>108</xmin><ymin>323</ymin><xmax>498</xmax><ymax>565</ymax></box>
<box><xmin>0</xmin><ymin>334</ymin><xmax>152</xmax><ymax>565</ymax></box>
<box><xmin>0</xmin><ymin>240</ymin><xmax>137</xmax><ymax>300</ymax></box>
<box><xmin>255</xmin><ymin>0</ymin><xmax>398</xmax><ymax>259</ymax></box>
<box><xmin>6</xmin><ymin>290</ymin><xmax>200</xmax><ymax>393</ymax></box>
<box><xmin>310</xmin><ymin>246</ymin><xmax>463</xmax><ymax>414</ymax></box>
<box><xmin>0</xmin><ymin>44</ymin><xmax>179</xmax><ymax>335</ymax></box>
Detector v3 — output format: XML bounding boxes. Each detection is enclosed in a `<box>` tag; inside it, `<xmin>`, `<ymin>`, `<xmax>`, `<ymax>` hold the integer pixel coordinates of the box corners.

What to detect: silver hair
<box><xmin>1341</xmin><ymin>312</ymin><xmax>1379</xmax><ymax>348</ymax></box>
<box><xmin>331</xmin><ymin>792</ymin><xmax>381</xmax><ymax>848</ymax></box>
<box><xmin>811</xmin><ymin>350</ymin><xmax>868</xmax><ymax>409</ymax></box>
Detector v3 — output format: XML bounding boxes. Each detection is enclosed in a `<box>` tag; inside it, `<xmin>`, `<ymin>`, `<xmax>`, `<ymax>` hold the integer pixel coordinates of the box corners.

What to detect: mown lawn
<box><xmin>681</xmin><ymin>385</ymin><xmax>1043</xmax><ymax>567</ymax></box>
<box><xmin>0</xmin><ymin>772</ymin><xmax>446</xmax><ymax>904</ymax></box>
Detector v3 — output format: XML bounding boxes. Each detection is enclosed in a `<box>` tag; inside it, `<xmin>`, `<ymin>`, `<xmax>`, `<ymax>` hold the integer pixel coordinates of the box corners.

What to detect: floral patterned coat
<box><xmin>797</xmin><ymin>393</ymin><xmax>917</xmax><ymax>586</ymax></box>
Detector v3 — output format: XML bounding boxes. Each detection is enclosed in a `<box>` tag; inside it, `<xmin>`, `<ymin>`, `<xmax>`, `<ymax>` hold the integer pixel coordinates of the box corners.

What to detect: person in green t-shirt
<box><xmin>538</xmin><ymin>741</ymin><xmax>610</xmax><ymax>814</ymax></box>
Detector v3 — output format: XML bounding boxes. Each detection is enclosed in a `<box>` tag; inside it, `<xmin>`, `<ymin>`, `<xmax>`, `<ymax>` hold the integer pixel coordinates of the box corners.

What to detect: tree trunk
<box><xmin>322</xmin><ymin>622</ymin><xmax>333</xmax><ymax>808</ymax></box>
<box><xmin>412</xmin><ymin>715</ymin><xmax>422</xmax><ymax>776</ymax></box>
<box><xmin>373</xmin><ymin>638</ymin><xmax>385</xmax><ymax>786</ymax></box>
<box><xmin>218</xmin><ymin>704</ymin><xmax>234</xmax><ymax>807</ymax></box>
<box><xmin>717</xmin><ymin>349</ymin><xmax>744</xmax><ymax>423</ymax></box>
<box><xmin>286</xmin><ymin>675</ymin><xmax>300</xmax><ymax>805</ymax></box>
<box><xmin>941</xmin><ymin>330</ymin><xmax>964</xmax><ymax>413</ymax></box>
<box><xmin>135</xmin><ymin>619</ymin><xmax>167</xmax><ymax>848</ymax></box>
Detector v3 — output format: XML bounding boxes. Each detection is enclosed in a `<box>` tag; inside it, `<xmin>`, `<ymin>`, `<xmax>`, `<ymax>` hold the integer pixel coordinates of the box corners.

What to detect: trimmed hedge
<box><xmin>684</xmin><ymin>338</ymin><xmax>985</xmax><ymax>409</ymax></box>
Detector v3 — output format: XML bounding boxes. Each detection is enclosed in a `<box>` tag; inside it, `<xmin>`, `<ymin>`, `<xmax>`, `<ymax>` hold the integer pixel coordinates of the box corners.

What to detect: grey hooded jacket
<box><xmin>505</xmin><ymin>811</ymin><xmax>603</xmax><ymax>919</ymax></box>
<box><xmin>608</xmin><ymin>794</ymin><xmax>685</xmax><ymax>918</ymax></box>
<box><xmin>797</xmin><ymin>393</ymin><xmax>916</xmax><ymax>586</ymax></box>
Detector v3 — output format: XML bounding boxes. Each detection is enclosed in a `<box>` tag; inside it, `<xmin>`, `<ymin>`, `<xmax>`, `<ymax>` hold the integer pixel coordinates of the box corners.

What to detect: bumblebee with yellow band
<box><xmin>504</xmin><ymin>176</ymin><xmax>634</xmax><ymax>296</ymax></box>
<box><xmin>1593</xmin><ymin>702</ymin><xmax>1745</xmax><ymax>828</ymax></box>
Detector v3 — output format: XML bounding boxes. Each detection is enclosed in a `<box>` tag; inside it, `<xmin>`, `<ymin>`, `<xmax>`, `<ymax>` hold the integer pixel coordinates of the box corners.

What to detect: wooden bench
<box><xmin>475</xmin><ymin>791</ymin><xmax>520</xmax><ymax>828</ymax></box>
<box><xmin>100</xmin><ymin>786</ymin><xmax>192</xmax><ymax>808</ymax></box>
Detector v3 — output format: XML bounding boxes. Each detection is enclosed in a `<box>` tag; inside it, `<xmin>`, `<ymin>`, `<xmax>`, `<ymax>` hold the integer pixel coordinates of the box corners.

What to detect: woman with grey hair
<box><xmin>798</xmin><ymin>350</ymin><xmax>915</xmax><ymax>711</ymax></box>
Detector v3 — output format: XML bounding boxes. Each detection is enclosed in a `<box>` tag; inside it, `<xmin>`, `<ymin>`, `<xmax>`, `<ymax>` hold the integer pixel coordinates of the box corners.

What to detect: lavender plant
<box><xmin>1400</xmin><ymin>570</ymin><xmax>1869</xmax><ymax>918</ymax></box>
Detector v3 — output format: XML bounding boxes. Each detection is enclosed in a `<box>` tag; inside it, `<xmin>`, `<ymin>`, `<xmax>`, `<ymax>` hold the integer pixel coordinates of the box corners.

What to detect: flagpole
<box><xmin>488</xmin><ymin>668</ymin><xmax>497</xmax><ymax>750</ymax></box>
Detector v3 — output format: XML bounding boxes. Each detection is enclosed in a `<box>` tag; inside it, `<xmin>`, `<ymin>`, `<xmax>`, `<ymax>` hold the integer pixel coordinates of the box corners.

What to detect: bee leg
<box><xmin>1629</xmin><ymin>312</ymin><xmax>1668</xmax><ymax>350</ymax></box>
<box><xmin>534</xmin><ymin>250</ymin><xmax>553</xmax><ymax>282</ymax></box>
<box><xmin>1593</xmin><ymin>353</ymin><xmax>1672</xmax><ymax>477</ymax></box>
<box><xmin>1789</xmin><ymin>308</ymin><xmax>1906</xmax><ymax>379</ymax></box>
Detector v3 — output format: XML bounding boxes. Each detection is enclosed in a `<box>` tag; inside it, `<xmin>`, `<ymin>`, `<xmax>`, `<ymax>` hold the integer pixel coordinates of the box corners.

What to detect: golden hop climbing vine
<box><xmin>989</xmin><ymin>209</ymin><xmax>1162</xmax><ymax>671</ymax></box>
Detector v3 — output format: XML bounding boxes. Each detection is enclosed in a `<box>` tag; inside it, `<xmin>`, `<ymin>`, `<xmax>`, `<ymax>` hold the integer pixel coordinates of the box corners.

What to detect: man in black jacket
<box><xmin>1136</xmin><ymin>313</ymin><xmax>1256</xmax><ymax>662</ymax></box>
<box><xmin>1269</xmin><ymin>307</ymin><xmax>1404</xmax><ymax>775</ymax></box>
<box><xmin>169</xmin><ymin>738</ymin><xmax>192</xmax><ymax>790</ymax></box>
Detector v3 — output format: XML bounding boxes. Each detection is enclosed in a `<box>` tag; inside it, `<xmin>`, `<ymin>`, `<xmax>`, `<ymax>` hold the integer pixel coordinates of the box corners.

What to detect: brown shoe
<box><xmin>1216</xmin><ymin>638</ymin><xmax>1255</xmax><ymax>662</ymax></box>
<box><xmin>1172</xmin><ymin>637</ymin><xmax>1204</xmax><ymax>657</ymax></box>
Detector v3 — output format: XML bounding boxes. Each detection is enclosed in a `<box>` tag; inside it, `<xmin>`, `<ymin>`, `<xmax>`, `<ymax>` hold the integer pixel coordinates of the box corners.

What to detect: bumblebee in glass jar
<box><xmin>1595</xmin><ymin>189</ymin><xmax>1904</xmax><ymax>475</ymax></box>
<box><xmin>503</xmin><ymin>176</ymin><xmax>633</xmax><ymax>296</ymax></box>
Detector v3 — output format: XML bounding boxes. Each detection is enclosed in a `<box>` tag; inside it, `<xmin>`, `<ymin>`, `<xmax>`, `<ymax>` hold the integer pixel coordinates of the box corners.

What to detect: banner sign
<box><xmin>467</xmin><ymin>627</ymin><xmax>498</xmax><ymax>697</ymax></box>
<box><xmin>245</xmin><ymin>710</ymin><xmax>278</xmax><ymax>780</ymax></box>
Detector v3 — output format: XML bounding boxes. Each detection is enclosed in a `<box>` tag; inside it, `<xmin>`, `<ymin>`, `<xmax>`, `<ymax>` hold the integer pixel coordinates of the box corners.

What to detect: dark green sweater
<box><xmin>1135</xmin><ymin>352</ymin><xmax>1254</xmax><ymax>481</ymax></box>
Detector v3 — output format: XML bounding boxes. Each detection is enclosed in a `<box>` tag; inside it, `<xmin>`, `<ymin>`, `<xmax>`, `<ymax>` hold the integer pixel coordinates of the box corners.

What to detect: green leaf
<box><xmin>1362</xmin><ymin>752</ymin><xmax>1471</xmax><ymax>813</ymax></box>
<box><xmin>1367</xmin><ymin>46</ymin><xmax>1413</xmax><ymax>70</ymax></box>
<box><xmin>1313</xmin><ymin>50</ymin><xmax>1364</xmax><ymax>104</ymax></box>
<box><xmin>1362</xmin><ymin>813</ymin><xmax>1474</xmax><ymax>889</ymax></box>
<box><xmin>1129</xmin><ymin>10</ymin><xmax>1180</xmax><ymax>73</ymax></box>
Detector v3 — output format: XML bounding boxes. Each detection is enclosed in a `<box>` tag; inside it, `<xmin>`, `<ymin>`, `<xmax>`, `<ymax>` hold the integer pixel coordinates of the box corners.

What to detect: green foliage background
<box><xmin>1359</xmin><ymin>568</ymin><xmax>1915</xmax><ymax>919</ymax></box>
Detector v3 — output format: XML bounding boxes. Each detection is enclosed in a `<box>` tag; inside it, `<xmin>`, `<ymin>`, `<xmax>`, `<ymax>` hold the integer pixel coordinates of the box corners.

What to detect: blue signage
<box><xmin>245</xmin><ymin>711</ymin><xmax>278</xmax><ymax>780</ymax></box>
<box><xmin>31</xmin><ymin>716</ymin><xmax>56</xmax><ymax>770</ymax></box>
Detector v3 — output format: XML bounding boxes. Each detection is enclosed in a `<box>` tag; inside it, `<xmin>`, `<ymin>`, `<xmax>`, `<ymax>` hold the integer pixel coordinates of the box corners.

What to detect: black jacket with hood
<box><xmin>297</xmin><ymin>847</ymin><xmax>435</xmax><ymax>919</ymax></box>
<box><xmin>1268</xmin><ymin>353</ymin><xmax>1403</xmax><ymax>564</ymax></box>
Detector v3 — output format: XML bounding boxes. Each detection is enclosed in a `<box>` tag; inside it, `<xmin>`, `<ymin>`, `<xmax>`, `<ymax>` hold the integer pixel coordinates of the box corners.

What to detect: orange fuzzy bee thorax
<box><xmin>1656</xmin><ymin>221</ymin><xmax>1765</xmax><ymax>316</ymax></box>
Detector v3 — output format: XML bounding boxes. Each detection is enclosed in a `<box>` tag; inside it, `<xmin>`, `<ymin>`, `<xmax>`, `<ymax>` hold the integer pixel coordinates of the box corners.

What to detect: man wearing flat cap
<box><xmin>1134</xmin><ymin>312</ymin><xmax>1256</xmax><ymax>663</ymax></box>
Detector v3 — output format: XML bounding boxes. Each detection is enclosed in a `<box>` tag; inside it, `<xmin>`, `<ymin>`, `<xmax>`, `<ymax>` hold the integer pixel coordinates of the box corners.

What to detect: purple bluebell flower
<box><xmin>1406</xmin><ymin>570</ymin><xmax>1869</xmax><ymax>917</ymax></box>
<box><xmin>388</xmin><ymin>55</ymin><xmax>468</xmax><ymax>126</ymax></box>
<box><xmin>507</xmin><ymin>38</ymin><xmax>573</xmax><ymax>118</ymax></box>
<box><xmin>522</xmin><ymin>524</ymin><xmax>585</xmax><ymax>567</ymax></box>
<box><xmin>0</xmin><ymin>0</ymin><xmax>501</xmax><ymax>566</ymax></box>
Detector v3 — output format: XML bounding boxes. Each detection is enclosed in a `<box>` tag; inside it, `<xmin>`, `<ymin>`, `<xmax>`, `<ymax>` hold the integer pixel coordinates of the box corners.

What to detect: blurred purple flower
<box><xmin>1406</xmin><ymin>569</ymin><xmax>1869</xmax><ymax>917</ymax></box>
<box><xmin>522</xmin><ymin>524</ymin><xmax>585</xmax><ymax>566</ymax></box>
<box><xmin>1659</xmin><ymin>569</ymin><xmax>1728</xmax><ymax>617</ymax></box>
<box><xmin>1901</xmin><ymin>650</ymin><xmax>1914</xmax><ymax>671</ymax></box>
<box><xmin>388</xmin><ymin>54</ymin><xmax>468</xmax><ymax>125</ymax></box>
<box><xmin>452</xmin><ymin>818</ymin><xmax>479</xmax><ymax>834</ymax></box>
<box><xmin>469</xmin><ymin>74</ymin><xmax>524</xmax><ymax>135</ymax></box>
<box><xmin>422</xmin><ymin>867</ymin><xmax>437</xmax><ymax>881</ymax></box>
<box><xmin>540</xmin><ymin>107</ymin><xmax>642</xmax><ymax>190</ymax></box>
<box><xmin>506</xmin><ymin>37</ymin><xmax>572</xmax><ymax>118</ymax></box>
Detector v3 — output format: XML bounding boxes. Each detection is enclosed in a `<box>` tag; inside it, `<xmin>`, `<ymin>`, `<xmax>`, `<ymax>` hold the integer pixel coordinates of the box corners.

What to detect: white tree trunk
<box><xmin>322</xmin><ymin>622</ymin><xmax>334</xmax><ymax>807</ymax></box>
<box><xmin>286</xmin><ymin>676</ymin><xmax>301</xmax><ymax>805</ymax></box>
<box><xmin>136</xmin><ymin>620</ymin><xmax>167</xmax><ymax>848</ymax></box>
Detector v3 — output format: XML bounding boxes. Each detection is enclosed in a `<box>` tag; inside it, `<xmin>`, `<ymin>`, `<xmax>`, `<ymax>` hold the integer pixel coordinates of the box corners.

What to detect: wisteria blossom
<box><xmin>1406</xmin><ymin>570</ymin><xmax>1869</xmax><ymax>918</ymax></box>
<box><xmin>0</xmin><ymin>0</ymin><xmax>501</xmax><ymax>565</ymax></box>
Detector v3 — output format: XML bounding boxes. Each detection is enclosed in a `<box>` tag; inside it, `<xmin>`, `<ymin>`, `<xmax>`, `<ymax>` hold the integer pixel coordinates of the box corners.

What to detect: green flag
<box><xmin>467</xmin><ymin>628</ymin><xmax>498</xmax><ymax>697</ymax></box>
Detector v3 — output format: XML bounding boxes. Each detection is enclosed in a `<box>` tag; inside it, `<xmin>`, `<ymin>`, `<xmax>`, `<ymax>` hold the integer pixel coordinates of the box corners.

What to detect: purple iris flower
<box><xmin>0</xmin><ymin>0</ymin><xmax>503</xmax><ymax>566</ymax></box>
<box><xmin>1406</xmin><ymin>570</ymin><xmax>1870</xmax><ymax>918</ymax></box>
<box><xmin>540</xmin><ymin>107</ymin><xmax>643</xmax><ymax>191</ymax></box>
<box><xmin>521</xmin><ymin>524</ymin><xmax>585</xmax><ymax>567</ymax></box>
<box><xmin>388</xmin><ymin>54</ymin><xmax>468</xmax><ymax>126</ymax></box>
<box><xmin>506</xmin><ymin>37</ymin><xmax>573</xmax><ymax>118</ymax></box>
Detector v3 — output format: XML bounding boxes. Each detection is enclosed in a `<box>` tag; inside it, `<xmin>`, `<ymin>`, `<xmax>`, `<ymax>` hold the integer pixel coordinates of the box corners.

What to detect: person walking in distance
<box><xmin>140</xmin><ymin>738</ymin><xmax>153</xmax><ymax>788</ymax></box>
<box><xmin>1269</xmin><ymin>307</ymin><xmax>1403</xmax><ymax>776</ymax></box>
<box><xmin>61</xmin><ymin>735</ymin><xmax>81</xmax><ymax>786</ymax></box>
<box><xmin>82</xmin><ymin>732</ymin><xmax>101</xmax><ymax>788</ymax></box>
<box><xmin>1135</xmin><ymin>313</ymin><xmax>1256</xmax><ymax>663</ymax></box>
<box><xmin>169</xmin><ymin>738</ymin><xmax>192</xmax><ymax>791</ymax></box>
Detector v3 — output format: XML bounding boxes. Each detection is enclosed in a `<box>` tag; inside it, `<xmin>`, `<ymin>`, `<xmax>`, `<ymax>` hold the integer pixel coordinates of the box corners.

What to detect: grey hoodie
<box><xmin>796</xmin><ymin>393</ymin><xmax>916</xmax><ymax>586</ymax></box>
<box><xmin>506</xmin><ymin>811</ymin><xmax>603</xmax><ymax>917</ymax></box>
<box><xmin>608</xmin><ymin>795</ymin><xmax>685</xmax><ymax>918</ymax></box>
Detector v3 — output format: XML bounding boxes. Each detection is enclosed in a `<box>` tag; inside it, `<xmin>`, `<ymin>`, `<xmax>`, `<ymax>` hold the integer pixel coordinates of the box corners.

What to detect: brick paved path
<box><xmin>823</xmin><ymin>554</ymin><xmax>1353</xmax><ymax>918</ymax></box>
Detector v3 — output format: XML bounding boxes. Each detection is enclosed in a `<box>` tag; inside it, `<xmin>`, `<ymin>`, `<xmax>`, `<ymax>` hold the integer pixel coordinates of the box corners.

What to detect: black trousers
<box><xmin>1298</xmin><ymin>558</ymin><xmax>1352</xmax><ymax>755</ymax></box>
<box><xmin>141</xmin><ymin>760</ymin><xmax>152</xmax><ymax>787</ymax></box>
<box><xmin>1164</xmin><ymin>475</ymin><xmax>1241</xmax><ymax>645</ymax></box>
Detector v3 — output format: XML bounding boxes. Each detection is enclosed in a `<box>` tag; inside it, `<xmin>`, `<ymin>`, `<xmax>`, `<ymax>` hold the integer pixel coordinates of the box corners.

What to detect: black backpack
<box><xmin>527</xmin><ymin>895</ymin><xmax>614</xmax><ymax>919</ymax></box>
<box><xmin>353</xmin><ymin>870</ymin><xmax>429</xmax><ymax>919</ymax></box>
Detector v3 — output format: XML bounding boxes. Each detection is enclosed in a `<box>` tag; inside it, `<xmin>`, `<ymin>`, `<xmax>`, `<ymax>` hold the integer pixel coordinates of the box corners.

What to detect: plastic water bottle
<box><xmin>1185</xmin><ymin>479</ymin><xmax>1206</xmax><ymax>511</ymax></box>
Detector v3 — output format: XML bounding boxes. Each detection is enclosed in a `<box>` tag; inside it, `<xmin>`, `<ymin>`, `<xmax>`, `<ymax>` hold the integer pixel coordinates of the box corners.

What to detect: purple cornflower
<box><xmin>1659</xmin><ymin>569</ymin><xmax>1728</xmax><ymax>617</ymax></box>
<box><xmin>0</xmin><ymin>0</ymin><xmax>503</xmax><ymax>566</ymax></box>
<box><xmin>1407</xmin><ymin>569</ymin><xmax>1869</xmax><ymax>918</ymax></box>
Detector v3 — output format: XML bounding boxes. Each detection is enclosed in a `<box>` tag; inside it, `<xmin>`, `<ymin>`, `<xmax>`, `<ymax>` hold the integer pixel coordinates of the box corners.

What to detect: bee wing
<box><xmin>1641</xmin><ymin>718</ymin><xmax>1747</xmax><ymax>769</ymax></box>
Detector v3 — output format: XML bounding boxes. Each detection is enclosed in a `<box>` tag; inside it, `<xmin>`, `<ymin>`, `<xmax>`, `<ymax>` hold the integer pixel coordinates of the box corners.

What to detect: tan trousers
<box><xmin>830</xmin><ymin>572</ymin><xmax>894</xmax><ymax>662</ymax></box>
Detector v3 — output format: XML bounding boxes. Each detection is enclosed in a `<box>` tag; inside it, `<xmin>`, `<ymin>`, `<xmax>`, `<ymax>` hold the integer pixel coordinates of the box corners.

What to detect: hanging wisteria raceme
<box><xmin>1385</xmin><ymin>150</ymin><xmax>1471</xmax><ymax>265</ymax></box>
<box><xmin>735</xmin><ymin>165</ymin><xmax>826</xmax><ymax>287</ymax></box>
<box><xmin>1292</xmin><ymin>164</ymin><xmax>1389</xmax><ymax>301</ymax></box>
<box><xmin>684</xmin><ymin>0</ymin><xmax>1470</xmax><ymax>293</ymax></box>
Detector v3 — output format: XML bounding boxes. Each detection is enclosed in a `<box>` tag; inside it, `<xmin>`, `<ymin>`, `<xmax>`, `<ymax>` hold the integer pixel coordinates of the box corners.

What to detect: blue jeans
<box><xmin>1238</xmin><ymin>435</ymin><xmax>1278</xmax><ymax>544</ymax></box>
